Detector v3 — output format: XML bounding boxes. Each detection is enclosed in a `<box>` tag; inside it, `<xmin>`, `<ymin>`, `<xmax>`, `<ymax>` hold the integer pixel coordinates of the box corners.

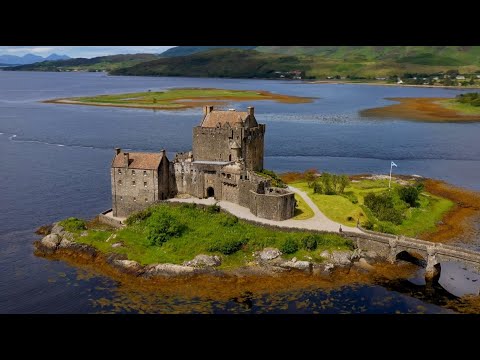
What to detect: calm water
<box><xmin>1</xmin><ymin>71</ymin><xmax>479</xmax><ymax>313</ymax></box>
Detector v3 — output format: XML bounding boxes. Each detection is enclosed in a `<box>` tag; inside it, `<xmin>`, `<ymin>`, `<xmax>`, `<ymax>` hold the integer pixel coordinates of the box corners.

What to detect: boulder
<box><xmin>321</xmin><ymin>250</ymin><xmax>353</xmax><ymax>266</ymax></box>
<box><xmin>51</xmin><ymin>223</ymin><xmax>65</xmax><ymax>235</ymax></box>
<box><xmin>58</xmin><ymin>237</ymin><xmax>76</xmax><ymax>249</ymax></box>
<box><xmin>280</xmin><ymin>260</ymin><xmax>312</xmax><ymax>272</ymax></box>
<box><xmin>111</xmin><ymin>242</ymin><xmax>123</xmax><ymax>248</ymax></box>
<box><xmin>324</xmin><ymin>263</ymin><xmax>335</xmax><ymax>272</ymax></box>
<box><xmin>256</xmin><ymin>247</ymin><xmax>282</xmax><ymax>261</ymax></box>
<box><xmin>112</xmin><ymin>259</ymin><xmax>144</xmax><ymax>276</ymax></box>
<box><xmin>144</xmin><ymin>263</ymin><xmax>196</xmax><ymax>277</ymax></box>
<box><xmin>40</xmin><ymin>234</ymin><xmax>61</xmax><ymax>251</ymax></box>
<box><xmin>183</xmin><ymin>254</ymin><xmax>221</xmax><ymax>267</ymax></box>
<box><xmin>355</xmin><ymin>258</ymin><xmax>375</xmax><ymax>271</ymax></box>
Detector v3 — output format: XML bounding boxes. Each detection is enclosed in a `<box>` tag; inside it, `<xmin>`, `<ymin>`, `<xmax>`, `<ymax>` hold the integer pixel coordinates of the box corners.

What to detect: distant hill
<box><xmin>0</xmin><ymin>53</ymin><xmax>70</xmax><ymax>65</ymax></box>
<box><xmin>4</xmin><ymin>53</ymin><xmax>160</xmax><ymax>72</ymax></box>
<box><xmin>255</xmin><ymin>46</ymin><xmax>480</xmax><ymax>66</ymax></box>
<box><xmin>111</xmin><ymin>47</ymin><xmax>480</xmax><ymax>79</ymax></box>
<box><xmin>111</xmin><ymin>49</ymin><xmax>308</xmax><ymax>78</ymax></box>
<box><xmin>45</xmin><ymin>53</ymin><xmax>70</xmax><ymax>61</ymax></box>
<box><xmin>161</xmin><ymin>46</ymin><xmax>256</xmax><ymax>57</ymax></box>
<box><xmin>5</xmin><ymin>47</ymin><xmax>480</xmax><ymax>79</ymax></box>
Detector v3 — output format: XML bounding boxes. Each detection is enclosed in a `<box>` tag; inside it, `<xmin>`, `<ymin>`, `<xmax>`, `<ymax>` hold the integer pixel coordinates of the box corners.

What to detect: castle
<box><xmin>110</xmin><ymin>106</ymin><xmax>296</xmax><ymax>221</ymax></box>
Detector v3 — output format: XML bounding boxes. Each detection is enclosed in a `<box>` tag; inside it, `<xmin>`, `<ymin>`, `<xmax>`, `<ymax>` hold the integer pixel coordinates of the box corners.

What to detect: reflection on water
<box><xmin>59</xmin><ymin>259</ymin><xmax>457</xmax><ymax>314</ymax></box>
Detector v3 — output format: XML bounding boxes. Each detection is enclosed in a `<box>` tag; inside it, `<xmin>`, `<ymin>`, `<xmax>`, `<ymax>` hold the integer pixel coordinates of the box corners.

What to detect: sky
<box><xmin>0</xmin><ymin>46</ymin><xmax>175</xmax><ymax>58</ymax></box>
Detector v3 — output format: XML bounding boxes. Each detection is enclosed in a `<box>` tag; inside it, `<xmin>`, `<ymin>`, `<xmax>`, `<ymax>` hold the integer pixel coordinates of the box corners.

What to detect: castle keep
<box><xmin>111</xmin><ymin>106</ymin><xmax>296</xmax><ymax>220</ymax></box>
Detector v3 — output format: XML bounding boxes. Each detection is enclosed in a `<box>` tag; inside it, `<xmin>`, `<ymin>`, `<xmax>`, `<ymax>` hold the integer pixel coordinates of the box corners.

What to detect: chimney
<box><xmin>115</xmin><ymin>147</ymin><xmax>121</xmax><ymax>155</ymax></box>
<box><xmin>123</xmin><ymin>152</ymin><xmax>129</xmax><ymax>168</ymax></box>
<box><xmin>204</xmin><ymin>105</ymin><xmax>213</xmax><ymax>114</ymax></box>
<box><xmin>160</xmin><ymin>149</ymin><xmax>166</xmax><ymax>157</ymax></box>
<box><xmin>247</xmin><ymin>106</ymin><xmax>254</xmax><ymax>116</ymax></box>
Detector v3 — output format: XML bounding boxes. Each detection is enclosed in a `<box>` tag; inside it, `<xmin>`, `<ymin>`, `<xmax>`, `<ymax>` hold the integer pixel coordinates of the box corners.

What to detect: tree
<box><xmin>321</xmin><ymin>172</ymin><xmax>335</xmax><ymax>195</ymax></box>
<box><xmin>304</xmin><ymin>168</ymin><xmax>318</xmax><ymax>187</ymax></box>
<box><xmin>338</xmin><ymin>175</ymin><xmax>350</xmax><ymax>193</ymax></box>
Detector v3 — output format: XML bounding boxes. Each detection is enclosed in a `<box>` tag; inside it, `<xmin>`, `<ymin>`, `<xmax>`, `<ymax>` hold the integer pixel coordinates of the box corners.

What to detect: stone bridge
<box><xmin>343</xmin><ymin>229</ymin><xmax>480</xmax><ymax>282</ymax></box>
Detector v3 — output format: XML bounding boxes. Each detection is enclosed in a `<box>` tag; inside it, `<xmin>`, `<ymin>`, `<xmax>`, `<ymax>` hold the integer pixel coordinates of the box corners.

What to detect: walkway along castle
<box><xmin>110</xmin><ymin>106</ymin><xmax>296</xmax><ymax>220</ymax></box>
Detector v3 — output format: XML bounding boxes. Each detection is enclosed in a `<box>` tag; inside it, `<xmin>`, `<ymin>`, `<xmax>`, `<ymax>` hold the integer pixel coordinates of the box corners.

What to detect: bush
<box><xmin>59</xmin><ymin>217</ymin><xmax>86</xmax><ymax>232</ymax></box>
<box><xmin>207</xmin><ymin>237</ymin><xmax>248</xmax><ymax>255</ymax></box>
<box><xmin>364</xmin><ymin>192</ymin><xmax>404</xmax><ymax>225</ymax></box>
<box><xmin>281</xmin><ymin>238</ymin><xmax>299</xmax><ymax>254</ymax></box>
<box><xmin>125</xmin><ymin>208</ymin><xmax>153</xmax><ymax>226</ymax></box>
<box><xmin>313</xmin><ymin>181</ymin><xmax>323</xmax><ymax>194</ymax></box>
<box><xmin>220</xmin><ymin>215</ymin><xmax>239</xmax><ymax>227</ymax></box>
<box><xmin>301</xmin><ymin>235</ymin><xmax>318</xmax><ymax>251</ymax></box>
<box><xmin>146</xmin><ymin>212</ymin><xmax>185</xmax><ymax>246</ymax></box>
<box><xmin>363</xmin><ymin>219</ymin><xmax>375</xmax><ymax>230</ymax></box>
<box><xmin>181</xmin><ymin>203</ymin><xmax>197</xmax><ymax>210</ymax></box>
<box><xmin>258</xmin><ymin>169</ymin><xmax>286</xmax><ymax>188</ymax></box>
<box><xmin>398</xmin><ymin>185</ymin><xmax>422</xmax><ymax>207</ymax></box>
<box><xmin>205</xmin><ymin>204</ymin><xmax>220</xmax><ymax>214</ymax></box>
<box><xmin>376</xmin><ymin>221</ymin><xmax>397</xmax><ymax>235</ymax></box>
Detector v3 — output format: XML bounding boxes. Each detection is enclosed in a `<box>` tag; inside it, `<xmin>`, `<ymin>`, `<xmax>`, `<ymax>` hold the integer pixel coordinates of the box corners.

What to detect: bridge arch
<box><xmin>395</xmin><ymin>250</ymin><xmax>427</xmax><ymax>267</ymax></box>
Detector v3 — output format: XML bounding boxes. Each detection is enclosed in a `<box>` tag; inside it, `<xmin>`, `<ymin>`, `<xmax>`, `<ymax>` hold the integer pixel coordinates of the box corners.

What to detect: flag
<box><xmin>391</xmin><ymin>161</ymin><xmax>398</xmax><ymax>167</ymax></box>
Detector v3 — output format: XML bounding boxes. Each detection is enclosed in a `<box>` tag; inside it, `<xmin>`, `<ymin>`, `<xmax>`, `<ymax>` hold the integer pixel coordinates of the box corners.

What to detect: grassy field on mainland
<box><xmin>64</xmin><ymin>203</ymin><xmax>351</xmax><ymax>270</ymax></box>
<box><xmin>286</xmin><ymin>177</ymin><xmax>454</xmax><ymax>238</ymax></box>
<box><xmin>46</xmin><ymin>88</ymin><xmax>313</xmax><ymax>110</ymax></box>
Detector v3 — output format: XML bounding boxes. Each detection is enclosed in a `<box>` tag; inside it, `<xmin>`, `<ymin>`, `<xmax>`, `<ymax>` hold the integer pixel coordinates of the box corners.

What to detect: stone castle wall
<box><xmin>248</xmin><ymin>187</ymin><xmax>296</xmax><ymax>221</ymax></box>
<box><xmin>112</xmin><ymin>156</ymin><xmax>170</xmax><ymax>218</ymax></box>
<box><xmin>193</xmin><ymin>126</ymin><xmax>242</xmax><ymax>162</ymax></box>
<box><xmin>244</xmin><ymin>125</ymin><xmax>265</xmax><ymax>171</ymax></box>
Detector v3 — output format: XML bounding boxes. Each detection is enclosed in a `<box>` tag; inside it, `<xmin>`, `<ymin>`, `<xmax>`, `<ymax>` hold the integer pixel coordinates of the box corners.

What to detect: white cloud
<box><xmin>5</xmin><ymin>47</ymin><xmax>54</xmax><ymax>54</ymax></box>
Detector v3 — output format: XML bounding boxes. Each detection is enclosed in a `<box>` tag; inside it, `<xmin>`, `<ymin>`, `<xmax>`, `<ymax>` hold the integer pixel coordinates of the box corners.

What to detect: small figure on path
<box><xmin>339</xmin><ymin>225</ymin><xmax>343</xmax><ymax>233</ymax></box>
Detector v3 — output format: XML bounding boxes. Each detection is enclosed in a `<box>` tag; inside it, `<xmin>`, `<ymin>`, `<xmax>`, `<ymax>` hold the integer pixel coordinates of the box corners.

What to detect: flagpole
<box><xmin>389</xmin><ymin>161</ymin><xmax>393</xmax><ymax>190</ymax></box>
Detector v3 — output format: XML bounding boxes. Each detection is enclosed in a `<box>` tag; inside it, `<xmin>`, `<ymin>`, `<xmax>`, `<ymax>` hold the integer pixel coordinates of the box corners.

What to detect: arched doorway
<box><xmin>207</xmin><ymin>187</ymin><xmax>215</xmax><ymax>198</ymax></box>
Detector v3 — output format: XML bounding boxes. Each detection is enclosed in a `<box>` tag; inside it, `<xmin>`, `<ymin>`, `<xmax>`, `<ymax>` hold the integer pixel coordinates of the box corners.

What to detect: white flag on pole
<box><xmin>391</xmin><ymin>161</ymin><xmax>398</xmax><ymax>167</ymax></box>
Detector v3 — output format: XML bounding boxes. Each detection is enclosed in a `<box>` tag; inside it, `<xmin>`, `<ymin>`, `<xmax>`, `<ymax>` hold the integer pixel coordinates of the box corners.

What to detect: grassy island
<box><xmin>60</xmin><ymin>203</ymin><xmax>351</xmax><ymax>269</ymax></box>
<box><xmin>45</xmin><ymin>88</ymin><xmax>313</xmax><ymax>110</ymax></box>
<box><xmin>360</xmin><ymin>95</ymin><xmax>480</xmax><ymax>122</ymax></box>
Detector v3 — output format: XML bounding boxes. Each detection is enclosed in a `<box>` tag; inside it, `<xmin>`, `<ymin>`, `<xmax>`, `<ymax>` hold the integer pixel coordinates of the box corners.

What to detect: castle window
<box><xmin>144</xmin><ymin>182</ymin><xmax>147</xmax><ymax>187</ymax></box>
<box><xmin>240</xmin><ymin>175</ymin><xmax>243</xmax><ymax>180</ymax></box>
<box><xmin>227</xmin><ymin>174</ymin><xmax>231</xmax><ymax>179</ymax></box>
<box><xmin>118</xmin><ymin>169</ymin><xmax>122</xmax><ymax>174</ymax></box>
<box><xmin>120</xmin><ymin>196</ymin><xmax>123</xmax><ymax>201</ymax></box>
<box><xmin>132</xmin><ymin>170</ymin><xmax>136</xmax><ymax>175</ymax></box>
<box><xmin>118</xmin><ymin>180</ymin><xmax>122</xmax><ymax>185</ymax></box>
<box><xmin>145</xmin><ymin>198</ymin><xmax>148</xmax><ymax>202</ymax></box>
<box><xmin>132</xmin><ymin>181</ymin><xmax>136</xmax><ymax>186</ymax></box>
<box><xmin>133</xmin><ymin>197</ymin><xmax>136</xmax><ymax>202</ymax></box>
<box><xmin>143</xmin><ymin>171</ymin><xmax>147</xmax><ymax>176</ymax></box>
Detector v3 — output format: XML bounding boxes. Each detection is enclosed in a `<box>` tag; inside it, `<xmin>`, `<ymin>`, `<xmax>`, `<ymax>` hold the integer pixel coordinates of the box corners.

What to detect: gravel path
<box><xmin>168</xmin><ymin>185</ymin><xmax>363</xmax><ymax>234</ymax></box>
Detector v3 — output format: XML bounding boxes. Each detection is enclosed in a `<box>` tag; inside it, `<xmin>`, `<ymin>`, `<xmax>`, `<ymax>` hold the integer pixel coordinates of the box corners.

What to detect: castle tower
<box><xmin>192</xmin><ymin>106</ymin><xmax>265</xmax><ymax>171</ymax></box>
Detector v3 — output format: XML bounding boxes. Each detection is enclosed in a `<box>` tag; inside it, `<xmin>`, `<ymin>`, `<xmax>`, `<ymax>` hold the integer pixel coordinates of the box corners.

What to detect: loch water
<box><xmin>1</xmin><ymin>71</ymin><xmax>479</xmax><ymax>313</ymax></box>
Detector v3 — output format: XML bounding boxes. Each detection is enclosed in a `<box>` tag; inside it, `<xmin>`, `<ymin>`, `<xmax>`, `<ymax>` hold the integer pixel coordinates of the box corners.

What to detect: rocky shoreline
<box><xmin>35</xmin><ymin>222</ymin><xmax>383</xmax><ymax>280</ymax></box>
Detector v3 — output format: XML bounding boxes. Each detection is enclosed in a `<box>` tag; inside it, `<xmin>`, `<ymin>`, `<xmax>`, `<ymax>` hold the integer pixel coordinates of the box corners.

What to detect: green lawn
<box><xmin>73</xmin><ymin>204</ymin><xmax>351</xmax><ymax>269</ymax></box>
<box><xmin>292</xmin><ymin>194</ymin><xmax>314</xmax><ymax>220</ymax></box>
<box><xmin>288</xmin><ymin>179</ymin><xmax>454</xmax><ymax>237</ymax></box>
<box><xmin>439</xmin><ymin>99</ymin><xmax>480</xmax><ymax>115</ymax></box>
